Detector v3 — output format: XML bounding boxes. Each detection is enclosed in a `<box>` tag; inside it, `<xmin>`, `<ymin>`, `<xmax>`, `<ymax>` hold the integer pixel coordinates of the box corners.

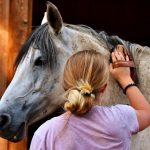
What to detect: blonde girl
<box><xmin>30</xmin><ymin>48</ymin><xmax>150</xmax><ymax>150</ymax></box>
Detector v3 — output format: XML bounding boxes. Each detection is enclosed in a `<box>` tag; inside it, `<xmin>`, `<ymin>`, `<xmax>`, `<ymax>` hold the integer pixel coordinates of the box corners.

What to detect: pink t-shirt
<box><xmin>30</xmin><ymin>105</ymin><xmax>139</xmax><ymax>150</ymax></box>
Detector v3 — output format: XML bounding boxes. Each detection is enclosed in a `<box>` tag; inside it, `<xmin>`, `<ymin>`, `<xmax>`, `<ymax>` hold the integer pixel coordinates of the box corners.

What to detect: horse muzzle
<box><xmin>0</xmin><ymin>113</ymin><xmax>26</xmax><ymax>142</ymax></box>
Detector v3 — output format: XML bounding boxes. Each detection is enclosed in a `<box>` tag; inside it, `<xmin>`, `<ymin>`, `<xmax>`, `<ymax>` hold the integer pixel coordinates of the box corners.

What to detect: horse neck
<box><xmin>65</xmin><ymin>24</ymin><xmax>110</xmax><ymax>54</ymax></box>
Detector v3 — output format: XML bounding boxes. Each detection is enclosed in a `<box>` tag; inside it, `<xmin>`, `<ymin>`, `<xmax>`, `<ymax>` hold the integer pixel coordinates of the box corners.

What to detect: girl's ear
<box><xmin>100</xmin><ymin>83</ymin><xmax>107</xmax><ymax>93</ymax></box>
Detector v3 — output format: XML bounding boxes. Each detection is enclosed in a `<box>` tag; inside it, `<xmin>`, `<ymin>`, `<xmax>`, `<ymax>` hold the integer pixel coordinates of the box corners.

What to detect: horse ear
<box><xmin>46</xmin><ymin>2</ymin><xmax>63</xmax><ymax>35</ymax></box>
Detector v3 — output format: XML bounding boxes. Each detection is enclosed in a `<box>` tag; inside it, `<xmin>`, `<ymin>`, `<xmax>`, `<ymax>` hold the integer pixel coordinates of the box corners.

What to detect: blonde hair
<box><xmin>63</xmin><ymin>50</ymin><xmax>109</xmax><ymax>115</ymax></box>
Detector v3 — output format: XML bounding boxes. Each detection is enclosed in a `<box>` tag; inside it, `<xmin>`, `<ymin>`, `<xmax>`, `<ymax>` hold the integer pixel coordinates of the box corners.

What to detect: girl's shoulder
<box><xmin>94</xmin><ymin>104</ymin><xmax>139</xmax><ymax>134</ymax></box>
<box><xmin>34</xmin><ymin>112</ymin><xmax>71</xmax><ymax>137</ymax></box>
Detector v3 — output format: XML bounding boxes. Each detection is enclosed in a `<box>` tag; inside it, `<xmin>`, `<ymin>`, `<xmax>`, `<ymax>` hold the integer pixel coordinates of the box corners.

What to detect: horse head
<box><xmin>0</xmin><ymin>2</ymin><xmax>110</xmax><ymax>142</ymax></box>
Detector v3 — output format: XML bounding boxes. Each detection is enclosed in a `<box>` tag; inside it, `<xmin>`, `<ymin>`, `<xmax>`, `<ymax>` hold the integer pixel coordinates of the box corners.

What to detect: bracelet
<box><xmin>123</xmin><ymin>83</ymin><xmax>137</xmax><ymax>95</ymax></box>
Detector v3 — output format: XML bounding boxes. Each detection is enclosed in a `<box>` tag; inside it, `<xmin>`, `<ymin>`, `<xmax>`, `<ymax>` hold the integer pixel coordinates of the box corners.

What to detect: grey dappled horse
<box><xmin>0</xmin><ymin>2</ymin><xmax>150</xmax><ymax>150</ymax></box>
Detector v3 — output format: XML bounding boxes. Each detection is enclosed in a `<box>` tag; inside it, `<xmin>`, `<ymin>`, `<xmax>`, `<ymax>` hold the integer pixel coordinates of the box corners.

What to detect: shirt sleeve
<box><xmin>115</xmin><ymin>104</ymin><xmax>139</xmax><ymax>134</ymax></box>
<box><xmin>29</xmin><ymin>117</ymin><xmax>60</xmax><ymax>150</ymax></box>
<box><xmin>30</xmin><ymin>133</ymin><xmax>46</xmax><ymax>150</ymax></box>
<box><xmin>29</xmin><ymin>119</ymin><xmax>55</xmax><ymax>150</ymax></box>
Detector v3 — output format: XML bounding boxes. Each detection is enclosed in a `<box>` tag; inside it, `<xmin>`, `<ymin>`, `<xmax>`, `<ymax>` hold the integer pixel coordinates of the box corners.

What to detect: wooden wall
<box><xmin>0</xmin><ymin>0</ymin><xmax>32</xmax><ymax>149</ymax></box>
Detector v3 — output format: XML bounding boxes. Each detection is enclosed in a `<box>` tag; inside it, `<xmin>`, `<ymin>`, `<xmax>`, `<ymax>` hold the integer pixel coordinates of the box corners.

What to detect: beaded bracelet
<box><xmin>123</xmin><ymin>83</ymin><xmax>137</xmax><ymax>94</ymax></box>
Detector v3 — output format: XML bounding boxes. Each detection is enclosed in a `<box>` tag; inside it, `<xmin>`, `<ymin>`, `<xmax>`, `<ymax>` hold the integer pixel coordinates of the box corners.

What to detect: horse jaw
<box><xmin>0</xmin><ymin>50</ymin><xmax>34</xmax><ymax>141</ymax></box>
<box><xmin>0</xmin><ymin>47</ymin><xmax>63</xmax><ymax>141</ymax></box>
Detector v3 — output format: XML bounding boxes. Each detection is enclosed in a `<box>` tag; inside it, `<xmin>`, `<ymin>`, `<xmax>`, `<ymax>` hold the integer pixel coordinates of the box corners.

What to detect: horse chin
<box><xmin>12</xmin><ymin>123</ymin><xmax>26</xmax><ymax>142</ymax></box>
<box><xmin>1</xmin><ymin>122</ymin><xmax>26</xmax><ymax>142</ymax></box>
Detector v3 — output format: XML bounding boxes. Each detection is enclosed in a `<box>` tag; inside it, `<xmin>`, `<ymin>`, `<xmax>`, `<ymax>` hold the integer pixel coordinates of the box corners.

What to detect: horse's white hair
<box><xmin>41</xmin><ymin>12</ymin><xmax>47</xmax><ymax>24</ymax></box>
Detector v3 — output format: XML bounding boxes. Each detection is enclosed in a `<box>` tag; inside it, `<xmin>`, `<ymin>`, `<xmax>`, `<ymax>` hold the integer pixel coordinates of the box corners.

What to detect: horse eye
<box><xmin>34</xmin><ymin>57</ymin><xmax>46</xmax><ymax>66</ymax></box>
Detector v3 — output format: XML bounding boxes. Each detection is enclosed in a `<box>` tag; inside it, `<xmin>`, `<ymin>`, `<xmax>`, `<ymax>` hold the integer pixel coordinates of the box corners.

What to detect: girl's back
<box><xmin>30</xmin><ymin>105</ymin><xmax>138</xmax><ymax>150</ymax></box>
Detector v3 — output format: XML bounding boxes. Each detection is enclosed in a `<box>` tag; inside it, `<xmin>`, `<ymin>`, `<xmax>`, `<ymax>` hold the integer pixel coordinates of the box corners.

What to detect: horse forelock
<box><xmin>15</xmin><ymin>23</ymin><xmax>57</xmax><ymax>70</ymax></box>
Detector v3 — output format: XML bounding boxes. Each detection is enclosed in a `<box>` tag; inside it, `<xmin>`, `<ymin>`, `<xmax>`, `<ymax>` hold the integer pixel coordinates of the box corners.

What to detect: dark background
<box><xmin>32</xmin><ymin>0</ymin><xmax>150</xmax><ymax>46</ymax></box>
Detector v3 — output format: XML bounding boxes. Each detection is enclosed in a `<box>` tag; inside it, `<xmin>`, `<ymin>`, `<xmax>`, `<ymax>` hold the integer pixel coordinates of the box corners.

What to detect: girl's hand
<box><xmin>109</xmin><ymin>51</ymin><xmax>133</xmax><ymax>88</ymax></box>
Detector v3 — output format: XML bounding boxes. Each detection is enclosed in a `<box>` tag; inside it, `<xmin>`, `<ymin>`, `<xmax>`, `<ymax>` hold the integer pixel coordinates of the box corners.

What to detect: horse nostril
<box><xmin>0</xmin><ymin>113</ymin><xmax>11</xmax><ymax>130</ymax></box>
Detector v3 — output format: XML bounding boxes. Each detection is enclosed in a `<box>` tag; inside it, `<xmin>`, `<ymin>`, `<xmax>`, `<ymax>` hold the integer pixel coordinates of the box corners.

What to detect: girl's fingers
<box><xmin>119</xmin><ymin>52</ymin><xmax>125</xmax><ymax>60</ymax></box>
<box><xmin>113</xmin><ymin>51</ymin><xmax>125</xmax><ymax>61</ymax></box>
<box><xmin>126</xmin><ymin>55</ymin><xmax>129</xmax><ymax>61</ymax></box>
<box><xmin>112</xmin><ymin>52</ymin><xmax>117</xmax><ymax>62</ymax></box>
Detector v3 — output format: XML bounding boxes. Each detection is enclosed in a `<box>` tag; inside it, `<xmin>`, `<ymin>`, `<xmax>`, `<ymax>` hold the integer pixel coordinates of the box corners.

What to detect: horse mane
<box><xmin>65</xmin><ymin>24</ymin><xmax>100</xmax><ymax>38</ymax></box>
<box><xmin>65</xmin><ymin>24</ymin><xmax>107</xmax><ymax>47</ymax></box>
<box><xmin>65</xmin><ymin>24</ymin><xmax>123</xmax><ymax>50</ymax></box>
<box><xmin>15</xmin><ymin>23</ymin><xmax>57</xmax><ymax>70</ymax></box>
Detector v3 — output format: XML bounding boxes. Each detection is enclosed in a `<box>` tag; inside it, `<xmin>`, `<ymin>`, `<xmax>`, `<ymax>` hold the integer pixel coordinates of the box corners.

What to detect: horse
<box><xmin>0</xmin><ymin>2</ymin><xmax>150</xmax><ymax>150</ymax></box>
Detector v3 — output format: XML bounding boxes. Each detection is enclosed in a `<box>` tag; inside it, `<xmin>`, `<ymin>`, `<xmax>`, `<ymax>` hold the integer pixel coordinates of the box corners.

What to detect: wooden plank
<box><xmin>0</xmin><ymin>0</ymin><xmax>32</xmax><ymax>149</ymax></box>
<box><xmin>9</xmin><ymin>137</ymin><xmax>28</xmax><ymax>150</ymax></box>
<box><xmin>8</xmin><ymin>0</ymin><xmax>32</xmax><ymax>149</ymax></box>
<box><xmin>7</xmin><ymin>0</ymin><xmax>32</xmax><ymax>83</ymax></box>
<box><xmin>0</xmin><ymin>138</ymin><xmax>8</xmax><ymax>150</ymax></box>
<box><xmin>0</xmin><ymin>0</ymin><xmax>10</xmax><ymax>149</ymax></box>
<box><xmin>0</xmin><ymin>0</ymin><xmax>9</xmax><ymax>95</ymax></box>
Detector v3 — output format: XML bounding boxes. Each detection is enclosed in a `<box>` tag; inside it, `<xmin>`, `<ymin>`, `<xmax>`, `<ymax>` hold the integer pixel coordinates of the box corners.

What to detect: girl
<box><xmin>30</xmin><ymin>47</ymin><xmax>150</xmax><ymax>150</ymax></box>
